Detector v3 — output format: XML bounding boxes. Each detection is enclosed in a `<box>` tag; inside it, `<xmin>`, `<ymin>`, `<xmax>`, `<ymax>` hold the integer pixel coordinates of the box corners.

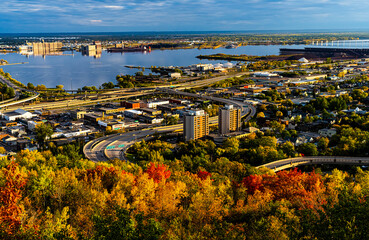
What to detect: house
<box><xmin>318</xmin><ymin>128</ymin><xmax>337</xmax><ymax>138</ymax></box>
<box><xmin>3</xmin><ymin>136</ymin><xmax>18</xmax><ymax>146</ymax></box>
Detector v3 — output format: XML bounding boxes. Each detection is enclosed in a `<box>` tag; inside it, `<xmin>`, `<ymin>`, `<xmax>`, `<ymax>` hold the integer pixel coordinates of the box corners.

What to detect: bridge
<box><xmin>258</xmin><ymin>156</ymin><xmax>369</xmax><ymax>172</ymax></box>
<box><xmin>311</xmin><ymin>39</ymin><xmax>369</xmax><ymax>48</ymax></box>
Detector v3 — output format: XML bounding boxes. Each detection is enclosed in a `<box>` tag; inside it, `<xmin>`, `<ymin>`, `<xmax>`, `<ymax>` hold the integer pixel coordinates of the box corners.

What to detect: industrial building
<box><xmin>81</xmin><ymin>41</ymin><xmax>102</xmax><ymax>58</ymax></box>
<box><xmin>29</xmin><ymin>41</ymin><xmax>63</xmax><ymax>55</ymax></box>
<box><xmin>183</xmin><ymin>109</ymin><xmax>209</xmax><ymax>141</ymax></box>
<box><xmin>218</xmin><ymin>105</ymin><xmax>241</xmax><ymax>135</ymax></box>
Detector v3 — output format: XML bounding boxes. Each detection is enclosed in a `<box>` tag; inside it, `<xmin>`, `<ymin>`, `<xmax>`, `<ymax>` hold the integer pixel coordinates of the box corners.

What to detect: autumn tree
<box><xmin>0</xmin><ymin>162</ymin><xmax>28</xmax><ymax>236</ymax></box>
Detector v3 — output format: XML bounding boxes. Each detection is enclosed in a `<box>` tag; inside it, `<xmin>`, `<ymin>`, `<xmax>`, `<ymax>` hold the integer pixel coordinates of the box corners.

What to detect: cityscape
<box><xmin>2</xmin><ymin>0</ymin><xmax>369</xmax><ymax>239</ymax></box>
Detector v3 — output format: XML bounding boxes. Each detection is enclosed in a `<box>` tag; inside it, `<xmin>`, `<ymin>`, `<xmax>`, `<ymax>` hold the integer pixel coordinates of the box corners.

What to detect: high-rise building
<box><xmin>183</xmin><ymin>110</ymin><xmax>209</xmax><ymax>141</ymax></box>
<box><xmin>219</xmin><ymin>105</ymin><xmax>241</xmax><ymax>135</ymax></box>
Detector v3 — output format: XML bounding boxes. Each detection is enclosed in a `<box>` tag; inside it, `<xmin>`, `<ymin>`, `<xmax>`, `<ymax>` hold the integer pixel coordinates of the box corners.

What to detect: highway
<box><xmin>0</xmin><ymin>75</ymin><xmax>40</xmax><ymax>109</ymax></box>
<box><xmin>258</xmin><ymin>156</ymin><xmax>369</xmax><ymax>172</ymax></box>
<box><xmin>84</xmin><ymin>87</ymin><xmax>256</xmax><ymax>162</ymax></box>
<box><xmin>84</xmin><ymin>116</ymin><xmax>219</xmax><ymax>161</ymax></box>
<box><xmin>3</xmin><ymin>72</ymin><xmax>247</xmax><ymax>112</ymax></box>
<box><xmin>4</xmin><ymin>91</ymin><xmax>152</xmax><ymax>111</ymax></box>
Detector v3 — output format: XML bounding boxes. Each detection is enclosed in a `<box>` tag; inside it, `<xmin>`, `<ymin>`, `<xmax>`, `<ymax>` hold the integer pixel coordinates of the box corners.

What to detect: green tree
<box><xmin>27</xmin><ymin>83</ymin><xmax>35</xmax><ymax>90</ymax></box>
<box><xmin>35</xmin><ymin>124</ymin><xmax>54</xmax><ymax>149</ymax></box>
<box><xmin>297</xmin><ymin>143</ymin><xmax>318</xmax><ymax>156</ymax></box>
<box><xmin>93</xmin><ymin>208</ymin><xmax>163</xmax><ymax>240</ymax></box>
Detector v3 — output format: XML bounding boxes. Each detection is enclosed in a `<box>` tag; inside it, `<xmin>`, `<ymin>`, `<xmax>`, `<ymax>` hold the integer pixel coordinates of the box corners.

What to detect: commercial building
<box><xmin>183</xmin><ymin>110</ymin><xmax>209</xmax><ymax>141</ymax></box>
<box><xmin>142</xmin><ymin>100</ymin><xmax>170</xmax><ymax>109</ymax></box>
<box><xmin>121</xmin><ymin>101</ymin><xmax>141</xmax><ymax>109</ymax></box>
<box><xmin>219</xmin><ymin>105</ymin><xmax>241</xmax><ymax>135</ymax></box>
<box><xmin>98</xmin><ymin>107</ymin><xmax>125</xmax><ymax>115</ymax></box>
<box><xmin>124</xmin><ymin>109</ymin><xmax>143</xmax><ymax>119</ymax></box>
<box><xmin>72</xmin><ymin>110</ymin><xmax>87</xmax><ymax>120</ymax></box>
<box><xmin>84</xmin><ymin>113</ymin><xmax>113</xmax><ymax>125</ymax></box>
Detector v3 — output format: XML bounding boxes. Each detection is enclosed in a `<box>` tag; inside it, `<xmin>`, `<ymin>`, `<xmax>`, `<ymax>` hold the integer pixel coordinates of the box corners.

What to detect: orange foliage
<box><xmin>145</xmin><ymin>162</ymin><xmax>171</xmax><ymax>183</ymax></box>
<box><xmin>0</xmin><ymin>162</ymin><xmax>27</xmax><ymax>235</ymax></box>
<box><xmin>83</xmin><ymin>165</ymin><xmax>124</xmax><ymax>191</ymax></box>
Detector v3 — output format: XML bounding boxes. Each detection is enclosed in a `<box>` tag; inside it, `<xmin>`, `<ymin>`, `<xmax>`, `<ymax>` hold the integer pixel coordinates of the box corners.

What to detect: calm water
<box><xmin>0</xmin><ymin>44</ymin><xmax>305</xmax><ymax>89</ymax></box>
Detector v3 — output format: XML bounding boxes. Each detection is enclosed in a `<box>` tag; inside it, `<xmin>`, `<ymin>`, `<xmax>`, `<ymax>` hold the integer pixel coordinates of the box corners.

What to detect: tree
<box><xmin>280</xmin><ymin>141</ymin><xmax>296</xmax><ymax>157</ymax></box>
<box><xmin>318</xmin><ymin>137</ymin><xmax>329</xmax><ymax>152</ymax></box>
<box><xmin>0</xmin><ymin>162</ymin><xmax>28</xmax><ymax>236</ymax></box>
<box><xmin>93</xmin><ymin>208</ymin><xmax>163</xmax><ymax>240</ymax></box>
<box><xmin>27</xmin><ymin>83</ymin><xmax>35</xmax><ymax>90</ymax></box>
<box><xmin>145</xmin><ymin>163</ymin><xmax>171</xmax><ymax>183</ymax></box>
<box><xmin>276</xmin><ymin>111</ymin><xmax>283</xmax><ymax>118</ymax></box>
<box><xmin>165</xmin><ymin>115</ymin><xmax>179</xmax><ymax>125</ymax></box>
<box><xmin>56</xmin><ymin>85</ymin><xmax>64</xmax><ymax>90</ymax></box>
<box><xmin>0</xmin><ymin>147</ymin><xmax>6</xmax><ymax>155</ymax></box>
<box><xmin>35</xmin><ymin>124</ymin><xmax>54</xmax><ymax>149</ymax></box>
<box><xmin>102</xmin><ymin>82</ymin><xmax>115</xmax><ymax>89</ymax></box>
<box><xmin>297</xmin><ymin>143</ymin><xmax>318</xmax><ymax>156</ymax></box>
<box><xmin>257</xmin><ymin>112</ymin><xmax>265</xmax><ymax>118</ymax></box>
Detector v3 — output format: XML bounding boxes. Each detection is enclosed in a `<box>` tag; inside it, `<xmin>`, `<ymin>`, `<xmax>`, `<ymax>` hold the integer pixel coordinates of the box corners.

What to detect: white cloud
<box><xmin>90</xmin><ymin>19</ymin><xmax>102</xmax><ymax>23</ymax></box>
<box><xmin>103</xmin><ymin>5</ymin><xmax>124</xmax><ymax>10</ymax></box>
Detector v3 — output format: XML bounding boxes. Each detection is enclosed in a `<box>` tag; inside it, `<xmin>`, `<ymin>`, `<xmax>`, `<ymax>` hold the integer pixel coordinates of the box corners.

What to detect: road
<box><xmin>3</xmin><ymin>72</ymin><xmax>247</xmax><ymax>112</ymax></box>
<box><xmin>84</xmin><ymin>87</ymin><xmax>256</xmax><ymax>162</ymax></box>
<box><xmin>4</xmin><ymin>91</ymin><xmax>152</xmax><ymax>111</ymax></box>
<box><xmin>84</xmin><ymin>116</ymin><xmax>219</xmax><ymax>161</ymax></box>
<box><xmin>258</xmin><ymin>156</ymin><xmax>369</xmax><ymax>172</ymax></box>
<box><xmin>0</xmin><ymin>75</ymin><xmax>40</xmax><ymax>109</ymax></box>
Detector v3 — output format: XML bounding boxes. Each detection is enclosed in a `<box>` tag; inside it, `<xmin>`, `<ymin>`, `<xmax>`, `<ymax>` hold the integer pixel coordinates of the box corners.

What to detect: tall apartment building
<box><xmin>183</xmin><ymin>110</ymin><xmax>209</xmax><ymax>141</ymax></box>
<box><xmin>219</xmin><ymin>105</ymin><xmax>241</xmax><ymax>135</ymax></box>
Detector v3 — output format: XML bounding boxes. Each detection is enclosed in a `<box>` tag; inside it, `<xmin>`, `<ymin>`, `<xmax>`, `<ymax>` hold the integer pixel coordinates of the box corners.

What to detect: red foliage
<box><xmin>197</xmin><ymin>171</ymin><xmax>211</xmax><ymax>181</ymax></box>
<box><xmin>242</xmin><ymin>168</ymin><xmax>324</xmax><ymax>209</ymax></box>
<box><xmin>242</xmin><ymin>175</ymin><xmax>264</xmax><ymax>194</ymax></box>
<box><xmin>0</xmin><ymin>162</ymin><xmax>27</xmax><ymax>235</ymax></box>
<box><xmin>145</xmin><ymin>162</ymin><xmax>171</xmax><ymax>183</ymax></box>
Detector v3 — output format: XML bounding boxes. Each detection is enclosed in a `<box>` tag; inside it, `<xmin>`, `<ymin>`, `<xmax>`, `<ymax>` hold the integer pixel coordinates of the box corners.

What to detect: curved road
<box><xmin>258</xmin><ymin>156</ymin><xmax>369</xmax><ymax>172</ymax></box>
<box><xmin>0</xmin><ymin>75</ymin><xmax>40</xmax><ymax>109</ymax></box>
<box><xmin>84</xmin><ymin>116</ymin><xmax>219</xmax><ymax>161</ymax></box>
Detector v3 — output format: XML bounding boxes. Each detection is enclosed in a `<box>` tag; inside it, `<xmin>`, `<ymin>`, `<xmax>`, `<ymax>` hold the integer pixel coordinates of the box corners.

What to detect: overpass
<box><xmin>258</xmin><ymin>156</ymin><xmax>369</xmax><ymax>172</ymax></box>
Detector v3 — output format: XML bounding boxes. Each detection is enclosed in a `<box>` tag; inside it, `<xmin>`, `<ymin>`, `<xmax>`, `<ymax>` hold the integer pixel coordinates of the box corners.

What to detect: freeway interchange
<box><xmin>84</xmin><ymin>88</ymin><xmax>256</xmax><ymax>162</ymax></box>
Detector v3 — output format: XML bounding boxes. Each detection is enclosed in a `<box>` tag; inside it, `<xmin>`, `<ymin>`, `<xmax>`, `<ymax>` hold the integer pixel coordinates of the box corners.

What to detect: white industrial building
<box><xmin>142</xmin><ymin>100</ymin><xmax>170</xmax><ymax>109</ymax></box>
<box><xmin>2</xmin><ymin>109</ymin><xmax>34</xmax><ymax>121</ymax></box>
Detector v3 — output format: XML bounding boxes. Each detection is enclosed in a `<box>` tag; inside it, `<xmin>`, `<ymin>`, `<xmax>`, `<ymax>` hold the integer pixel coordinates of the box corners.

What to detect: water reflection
<box><xmin>0</xmin><ymin>44</ymin><xmax>306</xmax><ymax>89</ymax></box>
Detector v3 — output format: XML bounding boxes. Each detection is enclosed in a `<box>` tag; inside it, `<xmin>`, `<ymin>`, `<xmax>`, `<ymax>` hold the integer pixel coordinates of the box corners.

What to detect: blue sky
<box><xmin>0</xmin><ymin>0</ymin><xmax>368</xmax><ymax>33</ymax></box>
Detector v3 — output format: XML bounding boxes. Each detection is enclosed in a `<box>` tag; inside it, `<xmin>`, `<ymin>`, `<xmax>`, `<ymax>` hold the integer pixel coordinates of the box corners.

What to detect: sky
<box><xmin>0</xmin><ymin>0</ymin><xmax>369</xmax><ymax>33</ymax></box>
